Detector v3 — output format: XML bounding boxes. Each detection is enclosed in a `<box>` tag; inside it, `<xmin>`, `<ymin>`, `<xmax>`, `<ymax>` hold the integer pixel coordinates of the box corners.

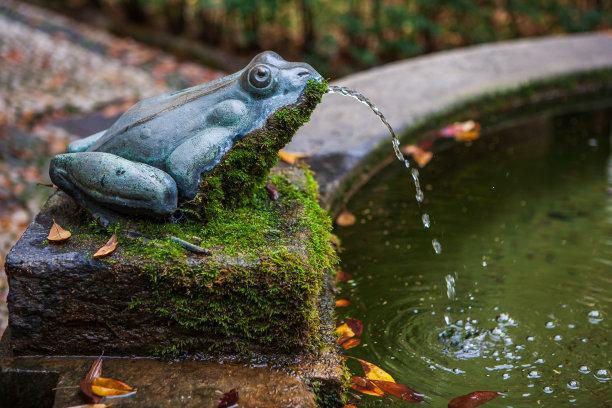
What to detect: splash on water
<box><xmin>422</xmin><ymin>213</ymin><xmax>431</xmax><ymax>228</ymax></box>
<box><xmin>432</xmin><ymin>238</ymin><xmax>442</xmax><ymax>254</ymax></box>
<box><xmin>445</xmin><ymin>274</ymin><xmax>456</xmax><ymax>301</ymax></box>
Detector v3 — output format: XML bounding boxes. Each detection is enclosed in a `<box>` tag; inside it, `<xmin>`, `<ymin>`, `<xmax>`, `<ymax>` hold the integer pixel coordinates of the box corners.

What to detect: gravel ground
<box><xmin>0</xmin><ymin>0</ymin><xmax>225</xmax><ymax>337</ymax></box>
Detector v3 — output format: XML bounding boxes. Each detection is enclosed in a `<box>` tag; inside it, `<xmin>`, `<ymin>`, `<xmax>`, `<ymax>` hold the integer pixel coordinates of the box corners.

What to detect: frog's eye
<box><xmin>248</xmin><ymin>64</ymin><xmax>272</xmax><ymax>89</ymax></box>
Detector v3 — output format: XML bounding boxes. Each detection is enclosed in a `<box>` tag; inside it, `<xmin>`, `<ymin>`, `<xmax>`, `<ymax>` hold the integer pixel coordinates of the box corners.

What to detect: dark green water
<box><xmin>336</xmin><ymin>107</ymin><xmax>612</xmax><ymax>407</ymax></box>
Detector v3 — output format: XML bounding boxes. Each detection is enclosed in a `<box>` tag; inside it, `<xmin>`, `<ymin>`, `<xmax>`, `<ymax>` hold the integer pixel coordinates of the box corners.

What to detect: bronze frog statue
<box><xmin>49</xmin><ymin>51</ymin><xmax>323</xmax><ymax>224</ymax></box>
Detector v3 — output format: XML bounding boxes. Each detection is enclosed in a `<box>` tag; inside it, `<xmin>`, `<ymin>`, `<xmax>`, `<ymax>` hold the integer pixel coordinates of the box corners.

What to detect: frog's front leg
<box><xmin>66</xmin><ymin>130</ymin><xmax>107</xmax><ymax>153</ymax></box>
<box><xmin>50</xmin><ymin>152</ymin><xmax>179</xmax><ymax>222</ymax></box>
<box><xmin>166</xmin><ymin>127</ymin><xmax>235</xmax><ymax>202</ymax></box>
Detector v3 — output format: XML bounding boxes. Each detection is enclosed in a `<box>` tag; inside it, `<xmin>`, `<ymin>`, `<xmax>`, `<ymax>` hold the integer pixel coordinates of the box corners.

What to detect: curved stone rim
<box><xmin>286</xmin><ymin>33</ymin><xmax>612</xmax><ymax>211</ymax></box>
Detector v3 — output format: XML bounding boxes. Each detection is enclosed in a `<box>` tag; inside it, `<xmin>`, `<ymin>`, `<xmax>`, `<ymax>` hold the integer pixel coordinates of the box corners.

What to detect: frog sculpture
<box><xmin>49</xmin><ymin>51</ymin><xmax>324</xmax><ymax>224</ymax></box>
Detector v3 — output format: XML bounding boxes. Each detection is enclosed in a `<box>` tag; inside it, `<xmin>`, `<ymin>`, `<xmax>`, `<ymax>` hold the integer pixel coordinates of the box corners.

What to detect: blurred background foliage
<box><xmin>28</xmin><ymin>0</ymin><xmax>612</xmax><ymax>77</ymax></box>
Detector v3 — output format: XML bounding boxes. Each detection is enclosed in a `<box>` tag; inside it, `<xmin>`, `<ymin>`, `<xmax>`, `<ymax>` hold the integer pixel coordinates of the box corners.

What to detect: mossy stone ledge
<box><xmin>4</xmin><ymin>165</ymin><xmax>338</xmax><ymax>358</ymax></box>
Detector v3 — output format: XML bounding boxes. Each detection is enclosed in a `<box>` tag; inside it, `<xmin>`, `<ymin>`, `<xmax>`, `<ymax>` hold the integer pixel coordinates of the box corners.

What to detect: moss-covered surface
<box><xmin>182</xmin><ymin>79</ymin><xmax>328</xmax><ymax>220</ymax></box>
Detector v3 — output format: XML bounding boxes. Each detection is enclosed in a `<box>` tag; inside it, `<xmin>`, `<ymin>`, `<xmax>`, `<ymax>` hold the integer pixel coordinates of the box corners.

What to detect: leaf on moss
<box><xmin>48</xmin><ymin>219</ymin><xmax>71</xmax><ymax>242</ymax></box>
<box><xmin>79</xmin><ymin>354</ymin><xmax>103</xmax><ymax>403</ymax></box>
<box><xmin>341</xmin><ymin>338</ymin><xmax>361</xmax><ymax>350</ymax></box>
<box><xmin>448</xmin><ymin>391</ymin><xmax>502</xmax><ymax>408</ymax></box>
<box><xmin>93</xmin><ymin>230</ymin><xmax>118</xmax><ymax>259</ymax></box>
<box><xmin>335</xmin><ymin>299</ymin><xmax>351</xmax><ymax>307</ymax></box>
<box><xmin>217</xmin><ymin>388</ymin><xmax>239</xmax><ymax>408</ymax></box>
<box><xmin>350</xmin><ymin>376</ymin><xmax>385</xmax><ymax>396</ymax></box>
<box><xmin>371</xmin><ymin>380</ymin><xmax>424</xmax><ymax>402</ymax></box>
<box><xmin>278</xmin><ymin>150</ymin><xmax>309</xmax><ymax>164</ymax></box>
<box><xmin>336</xmin><ymin>209</ymin><xmax>356</xmax><ymax>227</ymax></box>
<box><xmin>91</xmin><ymin>377</ymin><xmax>137</xmax><ymax>398</ymax></box>
<box><xmin>265</xmin><ymin>181</ymin><xmax>280</xmax><ymax>201</ymax></box>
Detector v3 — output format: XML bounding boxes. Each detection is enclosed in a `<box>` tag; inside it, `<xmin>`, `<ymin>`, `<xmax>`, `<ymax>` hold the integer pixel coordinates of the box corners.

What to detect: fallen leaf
<box><xmin>335</xmin><ymin>299</ymin><xmax>351</xmax><ymax>307</ymax></box>
<box><xmin>340</xmin><ymin>338</ymin><xmax>361</xmax><ymax>350</ymax></box>
<box><xmin>371</xmin><ymin>380</ymin><xmax>424</xmax><ymax>402</ymax></box>
<box><xmin>66</xmin><ymin>404</ymin><xmax>113</xmax><ymax>408</ymax></box>
<box><xmin>350</xmin><ymin>376</ymin><xmax>385</xmax><ymax>396</ymax></box>
<box><xmin>336</xmin><ymin>209</ymin><xmax>356</xmax><ymax>227</ymax></box>
<box><xmin>336</xmin><ymin>270</ymin><xmax>351</xmax><ymax>282</ymax></box>
<box><xmin>218</xmin><ymin>388</ymin><xmax>239</xmax><ymax>408</ymax></box>
<box><xmin>336</xmin><ymin>318</ymin><xmax>363</xmax><ymax>345</ymax></box>
<box><xmin>278</xmin><ymin>150</ymin><xmax>309</xmax><ymax>164</ymax></box>
<box><xmin>354</xmin><ymin>358</ymin><xmax>395</xmax><ymax>382</ymax></box>
<box><xmin>91</xmin><ymin>377</ymin><xmax>137</xmax><ymax>397</ymax></box>
<box><xmin>93</xmin><ymin>231</ymin><xmax>118</xmax><ymax>259</ymax></box>
<box><xmin>265</xmin><ymin>181</ymin><xmax>280</xmax><ymax>201</ymax></box>
<box><xmin>344</xmin><ymin>405</ymin><xmax>358</xmax><ymax>408</ymax></box>
<box><xmin>439</xmin><ymin>120</ymin><xmax>481</xmax><ymax>142</ymax></box>
<box><xmin>402</xmin><ymin>144</ymin><xmax>433</xmax><ymax>167</ymax></box>
<box><xmin>80</xmin><ymin>354</ymin><xmax>104</xmax><ymax>403</ymax></box>
<box><xmin>448</xmin><ymin>391</ymin><xmax>502</xmax><ymax>408</ymax></box>
<box><xmin>48</xmin><ymin>219</ymin><xmax>71</xmax><ymax>242</ymax></box>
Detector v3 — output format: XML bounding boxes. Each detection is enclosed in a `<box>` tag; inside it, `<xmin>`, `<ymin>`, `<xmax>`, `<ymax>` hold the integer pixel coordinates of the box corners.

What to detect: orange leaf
<box><xmin>448</xmin><ymin>391</ymin><xmax>502</xmax><ymax>408</ymax></box>
<box><xmin>345</xmin><ymin>318</ymin><xmax>363</xmax><ymax>337</ymax></box>
<box><xmin>354</xmin><ymin>358</ymin><xmax>395</xmax><ymax>383</ymax></box>
<box><xmin>335</xmin><ymin>299</ymin><xmax>351</xmax><ymax>307</ymax></box>
<box><xmin>79</xmin><ymin>354</ymin><xmax>104</xmax><ymax>403</ymax></box>
<box><xmin>91</xmin><ymin>377</ymin><xmax>137</xmax><ymax>397</ymax></box>
<box><xmin>336</xmin><ymin>210</ymin><xmax>356</xmax><ymax>227</ymax></box>
<box><xmin>336</xmin><ymin>318</ymin><xmax>363</xmax><ymax>345</ymax></box>
<box><xmin>336</xmin><ymin>270</ymin><xmax>352</xmax><ymax>282</ymax></box>
<box><xmin>344</xmin><ymin>406</ymin><xmax>358</xmax><ymax>408</ymax></box>
<box><xmin>278</xmin><ymin>150</ymin><xmax>309</xmax><ymax>164</ymax></box>
<box><xmin>350</xmin><ymin>376</ymin><xmax>385</xmax><ymax>396</ymax></box>
<box><xmin>48</xmin><ymin>219</ymin><xmax>71</xmax><ymax>242</ymax></box>
<box><xmin>93</xmin><ymin>231</ymin><xmax>118</xmax><ymax>259</ymax></box>
<box><xmin>401</xmin><ymin>144</ymin><xmax>433</xmax><ymax>167</ymax></box>
<box><xmin>340</xmin><ymin>338</ymin><xmax>361</xmax><ymax>350</ymax></box>
<box><xmin>371</xmin><ymin>380</ymin><xmax>424</xmax><ymax>402</ymax></box>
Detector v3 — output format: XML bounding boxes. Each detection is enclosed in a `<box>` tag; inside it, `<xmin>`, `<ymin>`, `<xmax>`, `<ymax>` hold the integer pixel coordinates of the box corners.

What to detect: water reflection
<box><xmin>336</xmin><ymin>107</ymin><xmax>612</xmax><ymax>406</ymax></box>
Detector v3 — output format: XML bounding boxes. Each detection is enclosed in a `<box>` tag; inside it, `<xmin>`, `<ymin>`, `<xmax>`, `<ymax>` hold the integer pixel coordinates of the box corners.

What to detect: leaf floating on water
<box><xmin>336</xmin><ymin>270</ymin><xmax>351</xmax><ymax>282</ymax></box>
<box><xmin>79</xmin><ymin>354</ymin><xmax>104</xmax><ymax>403</ymax></box>
<box><xmin>48</xmin><ymin>219</ymin><xmax>71</xmax><ymax>242</ymax></box>
<box><xmin>371</xmin><ymin>380</ymin><xmax>424</xmax><ymax>402</ymax></box>
<box><xmin>278</xmin><ymin>150</ymin><xmax>309</xmax><ymax>164</ymax></box>
<box><xmin>336</xmin><ymin>209</ymin><xmax>356</xmax><ymax>227</ymax></box>
<box><xmin>448</xmin><ymin>391</ymin><xmax>502</xmax><ymax>408</ymax></box>
<box><xmin>439</xmin><ymin>120</ymin><xmax>481</xmax><ymax>142</ymax></box>
<box><xmin>93</xmin><ymin>230</ymin><xmax>118</xmax><ymax>259</ymax></box>
<box><xmin>336</xmin><ymin>317</ymin><xmax>363</xmax><ymax>345</ymax></box>
<box><xmin>91</xmin><ymin>377</ymin><xmax>137</xmax><ymax>398</ymax></box>
<box><xmin>341</xmin><ymin>338</ymin><xmax>361</xmax><ymax>350</ymax></box>
<box><xmin>344</xmin><ymin>405</ymin><xmax>359</xmax><ymax>408</ymax></box>
<box><xmin>345</xmin><ymin>318</ymin><xmax>363</xmax><ymax>337</ymax></box>
<box><xmin>350</xmin><ymin>376</ymin><xmax>385</xmax><ymax>396</ymax></box>
<box><xmin>402</xmin><ymin>144</ymin><xmax>433</xmax><ymax>167</ymax></box>
<box><xmin>335</xmin><ymin>299</ymin><xmax>351</xmax><ymax>307</ymax></box>
<box><xmin>265</xmin><ymin>181</ymin><xmax>280</xmax><ymax>201</ymax></box>
<box><xmin>355</xmin><ymin>358</ymin><xmax>395</xmax><ymax>383</ymax></box>
<box><xmin>217</xmin><ymin>388</ymin><xmax>239</xmax><ymax>408</ymax></box>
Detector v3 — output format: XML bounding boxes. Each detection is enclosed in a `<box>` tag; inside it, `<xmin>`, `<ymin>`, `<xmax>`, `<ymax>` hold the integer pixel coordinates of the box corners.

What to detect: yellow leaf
<box><xmin>278</xmin><ymin>150</ymin><xmax>309</xmax><ymax>164</ymax></box>
<box><xmin>349</xmin><ymin>376</ymin><xmax>385</xmax><ymax>396</ymax></box>
<box><xmin>93</xmin><ymin>231</ymin><xmax>118</xmax><ymax>259</ymax></box>
<box><xmin>335</xmin><ymin>322</ymin><xmax>355</xmax><ymax>345</ymax></box>
<box><xmin>91</xmin><ymin>377</ymin><xmax>137</xmax><ymax>397</ymax></box>
<box><xmin>336</xmin><ymin>210</ymin><xmax>356</xmax><ymax>227</ymax></box>
<box><xmin>341</xmin><ymin>338</ymin><xmax>361</xmax><ymax>350</ymax></box>
<box><xmin>355</xmin><ymin>358</ymin><xmax>395</xmax><ymax>383</ymax></box>
<box><xmin>48</xmin><ymin>219</ymin><xmax>71</xmax><ymax>242</ymax></box>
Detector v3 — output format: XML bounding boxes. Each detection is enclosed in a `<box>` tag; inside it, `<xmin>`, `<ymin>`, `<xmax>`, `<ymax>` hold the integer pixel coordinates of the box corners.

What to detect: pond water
<box><xmin>336</xmin><ymin>106</ymin><xmax>612</xmax><ymax>407</ymax></box>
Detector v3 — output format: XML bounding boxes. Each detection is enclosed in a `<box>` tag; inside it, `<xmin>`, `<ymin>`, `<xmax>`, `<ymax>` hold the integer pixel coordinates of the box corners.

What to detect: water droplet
<box><xmin>528</xmin><ymin>370</ymin><xmax>540</xmax><ymax>378</ymax></box>
<box><xmin>543</xmin><ymin>386</ymin><xmax>554</xmax><ymax>394</ymax></box>
<box><xmin>579</xmin><ymin>365</ymin><xmax>590</xmax><ymax>374</ymax></box>
<box><xmin>526</xmin><ymin>336</ymin><xmax>535</xmax><ymax>342</ymax></box>
<box><xmin>445</xmin><ymin>274</ymin><xmax>455</xmax><ymax>300</ymax></box>
<box><xmin>432</xmin><ymin>239</ymin><xmax>442</xmax><ymax>254</ymax></box>
<box><xmin>545</xmin><ymin>321</ymin><xmax>555</xmax><ymax>329</ymax></box>
<box><xmin>482</xmin><ymin>261</ymin><xmax>487</xmax><ymax>267</ymax></box>
<box><xmin>588</xmin><ymin>310</ymin><xmax>603</xmax><ymax>324</ymax></box>
<box><xmin>535</xmin><ymin>358</ymin><xmax>545</xmax><ymax>364</ymax></box>
<box><xmin>422</xmin><ymin>213</ymin><xmax>430</xmax><ymax>228</ymax></box>
<box><xmin>567</xmin><ymin>380</ymin><xmax>579</xmax><ymax>390</ymax></box>
<box><xmin>595</xmin><ymin>369</ymin><xmax>611</xmax><ymax>382</ymax></box>
<box><xmin>554</xmin><ymin>335</ymin><xmax>562</xmax><ymax>341</ymax></box>
<box><xmin>503</xmin><ymin>373</ymin><xmax>510</xmax><ymax>380</ymax></box>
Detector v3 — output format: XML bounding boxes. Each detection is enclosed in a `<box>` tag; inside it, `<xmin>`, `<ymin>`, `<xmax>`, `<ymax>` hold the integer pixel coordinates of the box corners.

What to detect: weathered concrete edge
<box><xmin>286</xmin><ymin>33</ymin><xmax>612</xmax><ymax>211</ymax></box>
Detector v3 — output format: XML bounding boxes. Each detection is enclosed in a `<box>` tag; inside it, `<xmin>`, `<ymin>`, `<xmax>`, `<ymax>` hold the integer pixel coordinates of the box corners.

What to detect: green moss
<box><xmin>182</xmin><ymin>79</ymin><xmax>328</xmax><ymax>220</ymax></box>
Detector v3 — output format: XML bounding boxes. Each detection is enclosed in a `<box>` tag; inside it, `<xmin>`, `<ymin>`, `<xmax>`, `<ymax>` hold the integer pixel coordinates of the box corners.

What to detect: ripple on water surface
<box><xmin>337</xmin><ymin>107</ymin><xmax>612</xmax><ymax>406</ymax></box>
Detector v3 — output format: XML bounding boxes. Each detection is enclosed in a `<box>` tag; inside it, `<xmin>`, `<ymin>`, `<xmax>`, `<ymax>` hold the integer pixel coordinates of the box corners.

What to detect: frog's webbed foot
<box><xmin>50</xmin><ymin>152</ymin><xmax>179</xmax><ymax>219</ymax></box>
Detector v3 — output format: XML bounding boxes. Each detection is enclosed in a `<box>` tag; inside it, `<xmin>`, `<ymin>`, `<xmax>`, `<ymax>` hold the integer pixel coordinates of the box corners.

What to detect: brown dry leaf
<box><xmin>402</xmin><ymin>144</ymin><xmax>433</xmax><ymax>167</ymax></box>
<box><xmin>66</xmin><ymin>404</ymin><xmax>113</xmax><ymax>408</ymax></box>
<box><xmin>355</xmin><ymin>358</ymin><xmax>395</xmax><ymax>383</ymax></box>
<box><xmin>93</xmin><ymin>231</ymin><xmax>118</xmax><ymax>259</ymax></box>
<box><xmin>217</xmin><ymin>388</ymin><xmax>239</xmax><ymax>408</ymax></box>
<box><xmin>91</xmin><ymin>377</ymin><xmax>137</xmax><ymax>397</ymax></box>
<box><xmin>371</xmin><ymin>380</ymin><xmax>424</xmax><ymax>402</ymax></box>
<box><xmin>335</xmin><ymin>299</ymin><xmax>351</xmax><ymax>307</ymax></box>
<box><xmin>336</xmin><ymin>209</ymin><xmax>356</xmax><ymax>227</ymax></box>
<box><xmin>439</xmin><ymin>120</ymin><xmax>481</xmax><ymax>142</ymax></box>
<box><xmin>278</xmin><ymin>150</ymin><xmax>309</xmax><ymax>164</ymax></box>
<box><xmin>80</xmin><ymin>355</ymin><xmax>104</xmax><ymax>403</ymax></box>
<box><xmin>350</xmin><ymin>376</ymin><xmax>385</xmax><ymax>396</ymax></box>
<box><xmin>336</xmin><ymin>270</ymin><xmax>352</xmax><ymax>282</ymax></box>
<box><xmin>448</xmin><ymin>391</ymin><xmax>502</xmax><ymax>408</ymax></box>
<box><xmin>48</xmin><ymin>219</ymin><xmax>71</xmax><ymax>242</ymax></box>
<box><xmin>336</xmin><ymin>318</ymin><xmax>363</xmax><ymax>345</ymax></box>
<box><xmin>341</xmin><ymin>338</ymin><xmax>361</xmax><ymax>350</ymax></box>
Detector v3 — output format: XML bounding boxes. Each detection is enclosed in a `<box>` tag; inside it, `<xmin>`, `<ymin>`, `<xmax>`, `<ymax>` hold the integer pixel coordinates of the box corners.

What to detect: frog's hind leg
<box><xmin>50</xmin><ymin>152</ymin><xmax>178</xmax><ymax>223</ymax></box>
